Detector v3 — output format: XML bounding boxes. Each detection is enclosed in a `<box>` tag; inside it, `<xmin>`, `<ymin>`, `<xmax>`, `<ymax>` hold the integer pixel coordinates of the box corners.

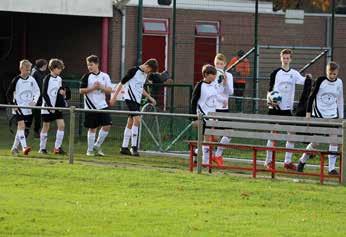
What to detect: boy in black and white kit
<box><xmin>265</xmin><ymin>49</ymin><xmax>311</xmax><ymax>170</ymax></box>
<box><xmin>213</xmin><ymin>53</ymin><xmax>234</xmax><ymax>166</ymax></box>
<box><xmin>297</xmin><ymin>62</ymin><xmax>344</xmax><ymax>175</ymax></box>
<box><xmin>110</xmin><ymin>59</ymin><xmax>158</xmax><ymax>156</ymax></box>
<box><xmin>6</xmin><ymin>59</ymin><xmax>40</xmax><ymax>155</ymax></box>
<box><xmin>40</xmin><ymin>59</ymin><xmax>66</xmax><ymax>154</ymax></box>
<box><xmin>80</xmin><ymin>55</ymin><xmax>113</xmax><ymax>157</ymax></box>
<box><xmin>191</xmin><ymin>64</ymin><xmax>225</xmax><ymax>165</ymax></box>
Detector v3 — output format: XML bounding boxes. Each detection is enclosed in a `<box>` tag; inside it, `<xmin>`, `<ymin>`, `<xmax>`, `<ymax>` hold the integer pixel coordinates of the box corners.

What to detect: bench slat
<box><xmin>205</xmin><ymin>120</ymin><xmax>342</xmax><ymax>136</ymax></box>
<box><xmin>204</xmin><ymin>129</ymin><xmax>342</xmax><ymax>144</ymax></box>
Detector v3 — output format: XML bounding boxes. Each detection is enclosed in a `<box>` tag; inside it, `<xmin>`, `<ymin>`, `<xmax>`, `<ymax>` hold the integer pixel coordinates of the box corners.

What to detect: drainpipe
<box><xmin>101</xmin><ymin>17</ymin><xmax>109</xmax><ymax>72</ymax></box>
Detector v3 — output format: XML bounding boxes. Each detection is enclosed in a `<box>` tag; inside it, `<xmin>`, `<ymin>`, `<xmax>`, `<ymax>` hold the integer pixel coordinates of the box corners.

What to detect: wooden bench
<box><xmin>188</xmin><ymin>112</ymin><xmax>344</xmax><ymax>184</ymax></box>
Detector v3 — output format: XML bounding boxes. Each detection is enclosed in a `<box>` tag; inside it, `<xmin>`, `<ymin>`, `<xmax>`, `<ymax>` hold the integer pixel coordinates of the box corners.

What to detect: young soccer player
<box><xmin>31</xmin><ymin>59</ymin><xmax>48</xmax><ymax>138</ymax></box>
<box><xmin>6</xmin><ymin>59</ymin><xmax>40</xmax><ymax>155</ymax></box>
<box><xmin>109</xmin><ymin>59</ymin><xmax>158</xmax><ymax>156</ymax></box>
<box><xmin>40</xmin><ymin>59</ymin><xmax>67</xmax><ymax>154</ymax></box>
<box><xmin>80</xmin><ymin>55</ymin><xmax>113</xmax><ymax>156</ymax></box>
<box><xmin>297</xmin><ymin>62</ymin><xmax>344</xmax><ymax>175</ymax></box>
<box><xmin>191</xmin><ymin>64</ymin><xmax>225</xmax><ymax>165</ymax></box>
<box><xmin>264</xmin><ymin>49</ymin><xmax>311</xmax><ymax>170</ymax></box>
<box><xmin>212</xmin><ymin>53</ymin><xmax>234</xmax><ymax>166</ymax></box>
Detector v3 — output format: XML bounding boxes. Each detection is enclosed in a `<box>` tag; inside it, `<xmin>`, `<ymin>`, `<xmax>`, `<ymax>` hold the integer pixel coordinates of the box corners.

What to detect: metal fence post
<box><xmin>68</xmin><ymin>106</ymin><xmax>76</xmax><ymax>164</ymax></box>
<box><xmin>342</xmin><ymin>120</ymin><xmax>346</xmax><ymax>185</ymax></box>
<box><xmin>197</xmin><ymin>113</ymin><xmax>203</xmax><ymax>174</ymax></box>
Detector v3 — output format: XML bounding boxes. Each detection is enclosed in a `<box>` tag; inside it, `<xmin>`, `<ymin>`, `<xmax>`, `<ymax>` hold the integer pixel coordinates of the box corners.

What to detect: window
<box><xmin>195</xmin><ymin>22</ymin><xmax>219</xmax><ymax>36</ymax></box>
<box><xmin>143</xmin><ymin>19</ymin><xmax>168</xmax><ymax>35</ymax></box>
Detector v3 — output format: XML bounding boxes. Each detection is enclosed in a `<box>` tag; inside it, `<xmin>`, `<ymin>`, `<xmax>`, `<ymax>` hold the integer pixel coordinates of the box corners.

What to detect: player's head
<box><xmin>19</xmin><ymin>59</ymin><xmax>32</xmax><ymax>77</ymax></box>
<box><xmin>280</xmin><ymin>49</ymin><xmax>292</xmax><ymax>66</ymax></box>
<box><xmin>142</xmin><ymin>58</ymin><xmax>159</xmax><ymax>74</ymax></box>
<box><xmin>86</xmin><ymin>55</ymin><xmax>99</xmax><ymax>73</ymax></box>
<box><xmin>202</xmin><ymin>64</ymin><xmax>217</xmax><ymax>82</ymax></box>
<box><xmin>326</xmin><ymin>61</ymin><xmax>339</xmax><ymax>81</ymax></box>
<box><xmin>214</xmin><ymin>53</ymin><xmax>227</xmax><ymax>70</ymax></box>
<box><xmin>35</xmin><ymin>59</ymin><xmax>48</xmax><ymax>71</ymax></box>
<box><xmin>48</xmin><ymin>58</ymin><xmax>65</xmax><ymax>76</ymax></box>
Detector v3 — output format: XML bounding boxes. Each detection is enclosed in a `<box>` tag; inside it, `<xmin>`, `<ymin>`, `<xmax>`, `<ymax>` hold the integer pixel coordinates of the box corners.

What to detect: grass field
<box><xmin>1</xmin><ymin>154</ymin><xmax>346</xmax><ymax>237</ymax></box>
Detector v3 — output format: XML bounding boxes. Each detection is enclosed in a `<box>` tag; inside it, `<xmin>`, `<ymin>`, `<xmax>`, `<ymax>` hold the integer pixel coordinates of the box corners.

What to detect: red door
<box><xmin>142</xmin><ymin>35</ymin><xmax>166</xmax><ymax>109</ymax></box>
<box><xmin>194</xmin><ymin>37</ymin><xmax>217</xmax><ymax>84</ymax></box>
<box><xmin>142</xmin><ymin>35</ymin><xmax>166</xmax><ymax>72</ymax></box>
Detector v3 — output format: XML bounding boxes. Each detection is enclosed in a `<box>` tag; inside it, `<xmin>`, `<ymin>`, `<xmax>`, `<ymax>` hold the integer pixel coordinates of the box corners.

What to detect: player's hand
<box><xmin>29</xmin><ymin>101</ymin><xmax>36</xmax><ymax>106</ymax></box>
<box><xmin>222</xmin><ymin>100</ymin><xmax>228</xmax><ymax>108</ymax></box>
<box><xmin>149</xmin><ymin>97</ymin><xmax>157</xmax><ymax>106</ymax></box>
<box><xmin>93</xmin><ymin>81</ymin><xmax>101</xmax><ymax>90</ymax></box>
<box><xmin>59</xmin><ymin>89</ymin><xmax>66</xmax><ymax>96</ymax></box>
<box><xmin>305</xmin><ymin>73</ymin><xmax>312</xmax><ymax>79</ymax></box>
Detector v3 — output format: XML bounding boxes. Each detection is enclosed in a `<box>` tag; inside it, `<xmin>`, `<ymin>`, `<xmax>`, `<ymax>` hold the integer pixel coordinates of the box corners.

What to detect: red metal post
<box><xmin>189</xmin><ymin>144</ymin><xmax>194</xmax><ymax>172</ymax></box>
<box><xmin>320</xmin><ymin>153</ymin><xmax>324</xmax><ymax>184</ymax></box>
<box><xmin>252</xmin><ymin>149</ymin><xmax>257</xmax><ymax>178</ymax></box>
<box><xmin>101</xmin><ymin>17</ymin><xmax>109</xmax><ymax>72</ymax></box>
<box><xmin>271</xmin><ymin>150</ymin><xmax>276</xmax><ymax>179</ymax></box>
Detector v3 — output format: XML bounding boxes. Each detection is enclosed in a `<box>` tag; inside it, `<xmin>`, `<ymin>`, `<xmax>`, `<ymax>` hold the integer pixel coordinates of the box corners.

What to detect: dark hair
<box><xmin>280</xmin><ymin>48</ymin><xmax>293</xmax><ymax>56</ymax></box>
<box><xmin>237</xmin><ymin>50</ymin><xmax>245</xmax><ymax>57</ymax></box>
<box><xmin>86</xmin><ymin>55</ymin><xmax>99</xmax><ymax>64</ymax></box>
<box><xmin>144</xmin><ymin>58</ymin><xmax>159</xmax><ymax>73</ymax></box>
<box><xmin>327</xmin><ymin>61</ymin><xmax>340</xmax><ymax>71</ymax></box>
<box><xmin>48</xmin><ymin>58</ymin><xmax>65</xmax><ymax>71</ymax></box>
<box><xmin>202</xmin><ymin>64</ymin><xmax>217</xmax><ymax>78</ymax></box>
<box><xmin>35</xmin><ymin>59</ymin><xmax>48</xmax><ymax>68</ymax></box>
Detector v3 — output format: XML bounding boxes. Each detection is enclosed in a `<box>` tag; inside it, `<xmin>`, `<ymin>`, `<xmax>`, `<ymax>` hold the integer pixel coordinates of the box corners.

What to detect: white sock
<box><xmin>54</xmin><ymin>130</ymin><xmax>64</xmax><ymax>149</ymax></box>
<box><xmin>284</xmin><ymin>142</ymin><xmax>294</xmax><ymax>164</ymax></box>
<box><xmin>215</xmin><ymin>136</ymin><xmax>231</xmax><ymax>157</ymax></box>
<box><xmin>265</xmin><ymin>140</ymin><xmax>273</xmax><ymax>164</ymax></box>
<box><xmin>94</xmin><ymin>129</ymin><xmax>109</xmax><ymax>148</ymax></box>
<box><xmin>131</xmin><ymin>125</ymin><xmax>139</xmax><ymax>147</ymax></box>
<box><xmin>12</xmin><ymin>132</ymin><xmax>20</xmax><ymax>150</ymax></box>
<box><xmin>39</xmin><ymin>132</ymin><xmax>48</xmax><ymax>150</ymax></box>
<box><xmin>122</xmin><ymin>127</ymin><xmax>132</xmax><ymax>148</ymax></box>
<box><xmin>299</xmin><ymin>143</ymin><xmax>315</xmax><ymax>163</ymax></box>
<box><xmin>87</xmin><ymin>131</ymin><xmax>96</xmax><ymax>152</ymax></box>
<box><xmin>202</xmin><ymin>145</ymin><xmax>210</xmax><ymax>164</ymax></box>
<box><xmin>17</xmin><ymin>130</ymin><xmax>27</xmax><ymax>149</ymax></box>
<box><xmin>328</xmin><ymin>144</ymin><xmax>338</xmax><ymax>172</ymax></box>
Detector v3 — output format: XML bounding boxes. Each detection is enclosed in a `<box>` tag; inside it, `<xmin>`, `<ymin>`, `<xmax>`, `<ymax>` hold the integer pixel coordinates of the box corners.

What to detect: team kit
<box><xmin>6</xmin><ymin>50</ymin><xmax>344</xmax><ymax>175</ymax></box>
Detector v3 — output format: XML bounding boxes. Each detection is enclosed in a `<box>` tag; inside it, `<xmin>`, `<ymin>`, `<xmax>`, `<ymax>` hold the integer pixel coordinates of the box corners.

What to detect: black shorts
<box><xmin>125</xmin><ymin>99</ymin><xmax>141</xmax><ymax>117</ymax></box>
<box><xmin>42</xmin><ymin>111</ymin><xmax>63</xmax><ymax>122</ymax></box>
<box><xmin>14</xmin><ymin>114</ymin><xmax>33</xmax><ymax>128</ymax></box>
<box><xmin>268</xmin><ymin>109</ymin><xmax>292</xmax><ymax>116</ymax></box>
<box><xmin>84</xmin><ymin>108</ymin><xmax>112</xmax><ymax>129</ymax></box>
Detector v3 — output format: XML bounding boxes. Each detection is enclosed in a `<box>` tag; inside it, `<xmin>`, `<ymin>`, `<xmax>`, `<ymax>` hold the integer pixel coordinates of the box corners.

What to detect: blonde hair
<box><xmin>19</xmin><ymin>59</ymin><xmax>32</xmax><ymax>69</ymax></box>
<box><xmin>214</xmin><ymin>53</ymin><xmax>227</xmax><ymax>63</ymax></box>
<box><xmin>327</xmin><ymin>61</ymin><xmax>339</xmax><ymax>71</ymax></box>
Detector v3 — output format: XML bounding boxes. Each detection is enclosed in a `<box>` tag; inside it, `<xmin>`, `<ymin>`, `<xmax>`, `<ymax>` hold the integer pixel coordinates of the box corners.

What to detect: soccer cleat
<box><xmin>23</xmin><ymin>147</ymin><xmax>32</xmax><ymax>155</ymax></box>
<box><xmin>284</xmin><ymin>162</ymin><xmax>297</xmax><ymax>171</ymax></box>
<box><xmin>11</xmin><ymin>148</ymin><xmax>19</xmax><ymax>156</ymax></box>
<box><xmin>93</xmin><ymin>146</ymin><xmax>105</xmax><ymax>156</ymax></box>
<box><xmin>131</xmin><ymin>146</ymin><xmax>140</xmax><ymax>157</ymax></box>
<box><xmin>38</xmin><ymin>149</ymin><xmax>48</xmax><ymax>154</ymax></box>
<box><xmin>328</xmin><ymin>169</ymin><xmax>339</xmax><ymax>176</ymax></box>
<box><xmin>53</xmin><ymin>147</ymin><xmax>65</xmax><ymax>155</ymax></box>
<box><xmin>264</xmin><ymin>161</ymin><xmax>273</xmax><ymax>169</ymax></box>
<box><xmin>297</xmin><ymin>162</ymin><xmax>306</xmax><ymax>172</ymax></box>
<box><xmin>211</xmin><ymin>155</ymin><xmax>224</xmax><ymax>167</ymax></box>
<box><xmin>120</xmin><ymin>147</ymin><xmax>132</xmax><ymax>156</ymax></box>
<box><xmin>86</xmin><ymin>150</ymin><xmax>95</xmax><ymax>156</ymax></box>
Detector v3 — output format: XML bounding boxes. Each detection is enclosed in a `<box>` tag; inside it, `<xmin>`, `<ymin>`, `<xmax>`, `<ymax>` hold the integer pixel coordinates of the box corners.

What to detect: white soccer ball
<box><xmin>268</xmin><ymin>91</ymin><xmax>282</xmax><ymax>104</ymax></box>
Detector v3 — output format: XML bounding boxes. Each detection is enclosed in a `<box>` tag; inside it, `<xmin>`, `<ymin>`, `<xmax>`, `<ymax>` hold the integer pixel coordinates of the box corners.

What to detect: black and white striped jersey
<box><xmin>269</xmin><ymin>68</ymin><xmax>305</xmax><ymax>110</ymax></box>
<box><xmin>121</xmin><ymin>67</ymin><xmax>147</xmax><ymax>104</ymax></box>
<box><xmin>307</xmin><ymin>76</ymin><xmax>344</xmax><ymax>119</ymax></box>
<box><xmin>41</xmin><ymin>74</ymin><xmax>63</xmax><ymax>114</ymax></box>
<box><xmin>6</xmin><ymin>75</ymin><xmax>40</xmax><ymax>115</ymax></box>
<box><xmin>80</xmin><ymin>71</ymin><xmax>112</xmax><ymax>110</ymax></box>
<box><xmin>213</xmin><ymin>69</ymin><xmax>234</xmax><ymax>110</ymax></box>
<box><xmin>191</xmin><ymin>80</ymin><xmax>223</xmax><ymax>115</ymax></box>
